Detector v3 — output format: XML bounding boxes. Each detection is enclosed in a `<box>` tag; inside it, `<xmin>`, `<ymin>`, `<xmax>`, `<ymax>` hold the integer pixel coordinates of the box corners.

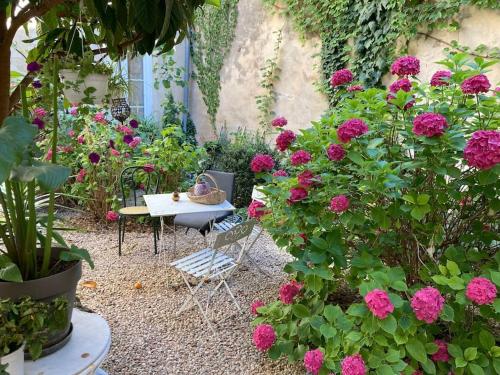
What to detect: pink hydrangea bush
<box><xmin>304</xmin><ymin>349</ymin><xmax>324</xmax><ymax>375</ymax></box>
<box><xmin>251</xmin><ymin>154</ymin><xmax>275</xmax><ymax>172</ymax></box>
<box><xmin>330</xmin><ymin>195</ymin><xmax>350</xmax><ymax>213</ymax></box>
<box><xmin>253</xmin><ymin>324</ymin><xmax>276</xmax><ymax>351</ymax></box>
<box><xmin>411</xmin><ymin>287</ymin><xmax>445</xmax><ymax>323</ymax></box>
<box><xmin>341</xmin><ymin>354</ymin><xmax>366</xmax><ymax>375</ymax></box>
<box><xmin>251</xmin><ymin>300</ymin><xmax>265</xmax><ymax>316</ymax></box>
<box><xmin>364</xmin><ymin>289</ymin><xmax>394</xmax><ymax>319</ymax></box>
<box><xmin>412</xmin><ymin>113</ymin><xmax>448</xmax><ymax>137</ymax></box>
<box><xmin>279</xmin><ymin>280</ymin><xmax>302</xmax><ymax>304</ymax></box>
<box><xmin>460</xmin><ymin>74</ymin><xmax>491</xmax><ymax>94</ymax></box>
<box><xmin>337</xmin><ymin>119</ymin><xmax>368</xmax><ymax>143</ymax></box>
<box><xmin>290</xmin><ymin>150</ymin><xmax>312</xmax><ymax>166</ymax></box>
<box><xmin>390</xmin><ymin>55</ymin><xmax>420</xmax><ymax>76</ymax></box>
<box><xmin>430</xmin><ymin>70</ymin><xmax>451</xmax><ymax>87</ymax></box>
<box><xmin>463</xmin><ymin>130</ymin><xmax>500</xmax><ymax>170</ymax></box>
<box><xmin>465</xmin><ymin>277</ymin><xmax>497</xmax><ymax>305</ymax></box>
<box><xmin>248</xmin><ymin>200</ymin><xmax>268</xmax><ymax>219</ymax></box>
<box><xmin>431</xmin><ymin>340</ymin><xmax>450</xmax><ymax>362</ymax></box>
<box><xmin>288</xmin><ymin>187</ymin><xmax>308</xmax><ymax>204</ymax></box>
<box><xmin>330</xmin><ymin>69</ymin><xmax>354</xmax><ymax>87</ymax></box>
<box><xmin>276</xmin><ymin>130</ymin><xmax>296</xmax><ymax>152</ymax></box>
<box><xmin>272</xmin><ymin>116</ymin><xmax>288</xmax><ymax>127</ymax></box>
<box><xmin>327</xmin><ymin>144</ymin><xmax>346</xmax><ymax>161</ymax></box>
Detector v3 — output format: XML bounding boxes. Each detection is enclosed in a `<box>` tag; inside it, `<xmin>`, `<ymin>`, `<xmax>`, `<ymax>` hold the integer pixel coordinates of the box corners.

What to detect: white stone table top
<box><xmin>25</xmin><ymin>309</ymin><xmax>111</xmax><ymax>375</ymax></box>
<box><xmin>144</xmin><ymin>192</ymin><xmax>236</xmax><ymax>217</ymax></box>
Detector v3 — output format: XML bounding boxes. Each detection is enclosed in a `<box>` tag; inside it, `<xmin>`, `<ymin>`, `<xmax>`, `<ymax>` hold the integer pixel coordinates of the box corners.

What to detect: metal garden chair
<box><xmin>118</xmin><ymin>166</ymin><xmax>160</xmax><ymax>256</ymax></box>
<box><xmin>170</xmin><ymin>219</ymin><xmax>256</xmax><ymax>334</ymax></box>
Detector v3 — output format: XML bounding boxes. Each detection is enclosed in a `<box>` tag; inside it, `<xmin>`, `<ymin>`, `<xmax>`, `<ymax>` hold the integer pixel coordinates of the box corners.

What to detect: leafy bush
<box><xmin>203</xmin><ymin>128</ymin><xmax>279</xmax><ymax>208</ymax></box>
<box><xmin>251</xmin><ymin>53</ymin><xmax>500</xmax><ymax>374</ymax></box>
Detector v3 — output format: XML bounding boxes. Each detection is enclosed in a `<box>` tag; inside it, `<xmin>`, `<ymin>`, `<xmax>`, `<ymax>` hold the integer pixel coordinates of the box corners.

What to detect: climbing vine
<box><xmin>262</xmin><ymin>0</ymin><xmax>499</xmax><ymax>103</ymax></box>
<box><xmin>190</xmin><ymin>0</ymin><xmax>239</xmax><ymax>134</ymax></box>
<box><xmin>255</xmin><ymin>28</ymin><xmax>283</xmax><ymax>132</ymax></box>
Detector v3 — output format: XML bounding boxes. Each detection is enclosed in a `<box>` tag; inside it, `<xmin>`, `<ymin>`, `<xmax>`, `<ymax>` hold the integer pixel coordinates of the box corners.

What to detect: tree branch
<box><xmin>416</xmin><ymin>32</ymin><xmax>494</xmax><ymax>59</ymax></box>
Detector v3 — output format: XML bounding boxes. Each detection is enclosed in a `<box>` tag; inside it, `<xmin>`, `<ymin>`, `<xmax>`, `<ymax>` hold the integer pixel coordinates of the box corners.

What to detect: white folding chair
<box><xmin>170</xmin><ymin>220</ymin><xmax>256</xmax><ymax>334</ymax></box>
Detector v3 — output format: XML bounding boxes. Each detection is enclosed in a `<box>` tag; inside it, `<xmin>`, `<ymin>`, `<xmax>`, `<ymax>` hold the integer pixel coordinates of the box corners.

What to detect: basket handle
<box><xmin>196</xmin><ymin>173</ymin><xmax>220</xmax><ymax>190</ymax></box>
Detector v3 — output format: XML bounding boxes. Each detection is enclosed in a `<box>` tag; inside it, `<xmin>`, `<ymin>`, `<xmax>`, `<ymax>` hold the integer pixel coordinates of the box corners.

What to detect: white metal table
<box><xmin>25</xmin><ymin>309</ymin><xmax>111</xmax><ymax>375</ymax></box>
<box><xmin>144</xmin><ymin>192</ymin><xmax>236</xmax><ymax>254</ymax></box>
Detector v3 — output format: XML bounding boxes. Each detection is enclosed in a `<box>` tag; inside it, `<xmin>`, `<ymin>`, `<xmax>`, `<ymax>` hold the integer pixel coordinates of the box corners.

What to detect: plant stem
<box><xmin>41</xmin><ymin>58</ymin><xmax>59</xmax><ymax>277</ymax></box>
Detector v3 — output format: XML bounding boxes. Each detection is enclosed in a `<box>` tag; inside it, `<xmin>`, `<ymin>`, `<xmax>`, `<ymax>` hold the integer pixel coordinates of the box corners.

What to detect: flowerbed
<box><xmin>250</xmin><ymin>53</ymin><xmax>499</xmax><ymax>374</ymax></box>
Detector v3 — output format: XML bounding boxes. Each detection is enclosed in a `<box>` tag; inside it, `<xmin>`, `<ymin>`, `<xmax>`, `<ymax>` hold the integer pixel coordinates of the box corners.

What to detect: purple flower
<box><xmin>123</xmin><ymin>134</ymin><xmax>133</xmax><ymax>144</ymax></box>
<box><xmin>461</xmin><ymin>74</ymin><xmax>491</xmax><ymax>95</ymax></box>
<box><xmin>27</xmin><ymin>61</ymin><xmax>42</xmax><ymax>73</ymax></box>
<box><xmin>129</xmin><ymin>119</ymin><xmax>139</xmax><ymax>128</ymax></box>
<box><xmin>109</xmin><ymin>139</ymin><xmax>115</xmax><ymax>149</ymax></box>
<box><xmin>430</xmin><ymin>71</ymin><xmax>451</xmax><ymax>87</ymax></box>
<box><xmin>88</xmin><ymin>152</ymin><xmax>101</xmax><ymax>164</ymax></box>
<box><xmin>32</xmin><ymin>117</ymin><xmax>45</xmax><ymax>130</ymax></box>
<box><xmin>32</xmin><ymin>80</ymin><xmax>42</xmax><ymax>89</ymax></box>
<box><xmin>390</xmin><ymin>56</ymin><xmax>420</xmax><ymax>76</ymax></box>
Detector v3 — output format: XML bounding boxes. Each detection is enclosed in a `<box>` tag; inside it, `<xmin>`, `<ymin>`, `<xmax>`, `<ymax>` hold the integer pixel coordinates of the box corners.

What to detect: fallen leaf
<box><xmin>82</xmin><ymin>280</ymin><xmax>97</xmax><ymax>289</ymax></box>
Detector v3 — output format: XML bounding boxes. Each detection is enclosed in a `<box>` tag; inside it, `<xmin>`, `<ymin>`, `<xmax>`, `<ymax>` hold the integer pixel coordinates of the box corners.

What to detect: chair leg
<box><xmin>153</xmin><ymin>220</ymin><xmax>158</xmax><ymax>255</ymax></box>
<box><xmin>118</xmin><ymin>217</ymin><xmax>122</xmax><ymax>256</ymax></box>
<box><xmin>121</xmin><ymin>216</ymin><xmax>126</xmax><ymax>242</ymax></box>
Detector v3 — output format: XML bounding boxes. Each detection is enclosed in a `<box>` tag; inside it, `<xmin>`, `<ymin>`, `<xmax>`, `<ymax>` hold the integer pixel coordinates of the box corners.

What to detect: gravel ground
<box><xmin>65</xmin><ymin>219</ymin><xmax>302</xmax><ymax>375</ymax></box>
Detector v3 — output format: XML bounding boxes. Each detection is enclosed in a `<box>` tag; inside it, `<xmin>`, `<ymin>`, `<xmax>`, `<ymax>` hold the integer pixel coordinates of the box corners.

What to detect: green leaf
<box><xmin>292</xmin><ymin>304</ymin><xmax>310</xmax><ymax>318</ymax></box>
<box><xmin>306</xmin><ymin>274</ymin><xmax>323</xmax><ymax>292</ymax></box>
<box><xmin>59</xmin><ymin>245</ymin><xmax>94</xmax><ymax>269</ymax></box>
<box><xmin>446</xmin><ymin>260</ymin><xmax>460</xmax><ymax>276</ymax></box>
<box><xmin>135</xmin><ymin>0</ymin><xmax>159</xmax><ymax>33</ymax></box>
<box><xmin>346</xmin><ymin>303</ymin><xmax>368</xmax><ymax>317</ymax></box>
<box><xmin>447</xmin><ymin>276</ymin><xmax>465</xmax><ymax>290</ymax></box>
<box><xmin>447</xmin><ymin>344</ymin><xmax>463</xmax><ymax>358</ymax></box>
<box><xmin>479</xmin><ymin>330</ymin><xmax>495</xmax><ymax>350</ymax></box>
<box><xmin>490</xmin><ymin>271</ymin><xmax>500</xmax><ymax>287</ymax></box>
<box><xmin>402</xmin><ymin>194</ymin><xmax>416</xmax><ymax>204</ymax></box>
<box><xmin>416</xmin><ymin>194</ymin><xmax>430</xmax><ymax>205</ymax></box>
<box><xmin>11</xmin><ymin>162</ymin><xmax>71</xmax><ymax>191</ymax></box>
<box><xmin>347</xmin><ymin>151</ymin><xmax>364</xmax><ymax>165</ymax></box>
<box><xmin>0</xmin><ymin>255</ymin><xmax>23</xmax><ymax>282</ymax></box>
<box><xmin>468</xmin><ymin>363</ymin><xmax>485</xmax><ymax>375</ymax></box>
<box><xmin>0</xmin><ymin>116</ymin><xmax>37</xmax><ymax>184</ymax></box>
<box><xmin>455</xmin><ymin>357</ymin><xmax>467</xmax><ymax>368</ymax></box>
<box><xmin>379</xmin><ymin>314</ymin><xmax>397</xmax><ymax>334</ymax></box>
<box><xmin>319</xmin><ymin>324</ymin><xmax>337</xmax><ymax>339</ymax></box>
<box><xmin>441</xmin><ymin>304</ymin><xmax>455</xmax><ymax>322</ymax></box>
<box><xmin>410</xmin><ymin>205</ymin><xmax>430</xmax><ymax>220</ymax></box>
<box><xmin>323</xmin><ymin>305</ymin><xmax>341</xmax><ymax>323</ymax></box>
<box><xmin>464</xmin><ymin>347</ymin><xmax>477</xmax><ymax>361</ymax></box>
<box><xmin>376</xmin><ymin>364</ymin><xmax>394</xmax><ymax>375</ymax></box>
<box><xmin>406</xmin><ymin>338</ymin><xmax>428</xmax><ymax>363</ymax></box>
<box><xmin>420</xmin><ymin>358</ymin><xmax>436</xmax><ymax>374</ymax></box>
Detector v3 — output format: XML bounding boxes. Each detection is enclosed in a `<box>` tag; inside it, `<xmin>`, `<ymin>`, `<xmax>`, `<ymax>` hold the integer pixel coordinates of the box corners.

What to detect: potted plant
<box><xmin>0</xmin><ymin>297</ymin><xmax>67</xmax><ymax>374</ymax></box>
<box><xmin>0</xmin><ymin>64</ymin><xmax>93</xmax><ymax>356</ymax></box>
<box><xmin>59</xmin><ymin>52</ymin><xmax>113</xmax><ymax>105</ymax></box>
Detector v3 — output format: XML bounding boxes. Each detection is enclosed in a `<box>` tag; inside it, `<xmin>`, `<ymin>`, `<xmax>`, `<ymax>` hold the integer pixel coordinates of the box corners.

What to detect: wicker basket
<box><xmin>187</xmin><ymin>173</ymin><xmax>226</xmax><ymax>205</ymax></box>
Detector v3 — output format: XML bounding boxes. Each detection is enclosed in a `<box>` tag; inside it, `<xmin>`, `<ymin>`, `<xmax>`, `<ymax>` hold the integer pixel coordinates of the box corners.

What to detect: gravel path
<box><xmin>66</xmin><ymin>220</ymin><xmax>302</xmax><ymax>375</ymax></box>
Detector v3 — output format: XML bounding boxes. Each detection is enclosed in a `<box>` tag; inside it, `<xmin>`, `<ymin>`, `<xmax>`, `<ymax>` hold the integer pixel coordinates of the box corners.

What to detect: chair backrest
<box><xmin>212</xmin><ymin>219</ymin><xmax>256</xmax><ymax>250</ymax></box>
<box><xmin>204</xmin><ymin>170</ymin><xmax>235</xmax><ymax>204</ymax></box>
<box><xmin>120</xmin><ymin>166</ymin><xmax>160</xmax><ymax>207</ymax></box>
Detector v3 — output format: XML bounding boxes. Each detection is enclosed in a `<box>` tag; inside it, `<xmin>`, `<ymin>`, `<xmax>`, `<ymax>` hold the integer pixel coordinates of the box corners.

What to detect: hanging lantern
<box><xmin>111</xmin><ymin>98</ymin><xmax>131</xmax><ymax>124</ymax></box>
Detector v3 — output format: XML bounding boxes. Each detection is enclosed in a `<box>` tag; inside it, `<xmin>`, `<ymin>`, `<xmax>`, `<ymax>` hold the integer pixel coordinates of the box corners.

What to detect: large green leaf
<box><xmin>59</xmin><ymin>245</ymin><xmax>94</xmax><ymax>269</ymax></box>
<box><xmin>11</xmin><ymin>162</ymin><xmax>71</xmax><ymax>191</ymax></box>
<box><xmin>135</xmin><ymin>0</ymin><xmax>159</xmax><ymax>33</ymax></box>
<box><xmin>0</xmin><ymin>255</ymin><xmax>23</xmax><ymax>282</ymax></box>
<box><xmin>406</xmin><ymin>338</ymin><xmax>428</xmax><ymax>363</ymax></box>
<box><xmin>0</xmin><ymin>116</ymin><xmax>36</xmax><ymax>184</ymax></box>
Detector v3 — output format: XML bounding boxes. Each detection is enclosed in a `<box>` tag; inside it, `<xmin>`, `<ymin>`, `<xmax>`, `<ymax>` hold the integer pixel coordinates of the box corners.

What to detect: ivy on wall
<box><xmin>190</xmin><ymin>0</ymin><xmax>239</xmax><ymax>134</ymax></box>
<box><xmin>262</xmin><ymin>0</ymin><xmax>499</xmax><ymax>104</ymax></box>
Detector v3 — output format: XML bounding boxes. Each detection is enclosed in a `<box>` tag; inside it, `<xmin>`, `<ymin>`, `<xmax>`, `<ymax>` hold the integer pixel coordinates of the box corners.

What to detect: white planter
<box><xmin>0</xmin><ymin>344</ymin><xmax>24</xmax><ymax>375</ymax></box>
<box><xmin>60</xmin><ymin>69</ymin><xmax>109</xmax><ymax>105</ymax></box>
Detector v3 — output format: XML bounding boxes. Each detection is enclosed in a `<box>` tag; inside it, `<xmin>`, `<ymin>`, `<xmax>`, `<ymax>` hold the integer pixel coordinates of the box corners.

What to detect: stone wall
<box><xmin>189</xmin><ymin>1</ymin><xmax>500</xmax><ymax>143</ymax></box>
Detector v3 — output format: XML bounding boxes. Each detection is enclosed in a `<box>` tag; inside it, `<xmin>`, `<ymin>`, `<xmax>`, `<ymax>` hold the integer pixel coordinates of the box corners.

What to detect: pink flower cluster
<box><xmin>298</xmin><ymin>170</ymin><xmax>320</xmax><ymax>188</ymax></box>
<box><xmin>117</xmin><ymin>125</ymin><xmax>134</xmax><ymax>135</ymax></box>
<box><xmin>106</xmin><ymin>211</ymin><xmax>119</xmax><ymax>221</ymax></box>
<box><xmin>276</xmin><ymin>130</ymin><xmax>296</xmax><ymax>151</ymax></box>
<box><xmin>330</xmin><ymin>195</ymin><xmax>350</xmax><ymax>213</ymax></box>
<box><xmin>465</xmin><ymin>277</ymin><xmax>497</xmax><ymax>305</ymax></box>
<box><xmin>463</xmin><ymin>130</ymin><xmax>500</xmax><ymax>170</ymax></box>
<box><xmin>341</xmin><ymin>354</ymin><xmax>366</xmax><ymax>375</ymax></box>
<box><xmin>290</xmin><ymin>150</ymin><xmax>312</xmax><ymax>166</ymax></box>
<box><xmin>129</xmin><ymin>136</ymin><xmax>141</xmax><ymax>148</ymax></box>
<box><xmin>304</xmin><ymin>349</ymin><xmax>324</xmax><ymax>375</ymax></box>
<box><xmin>253</xmin><ymin>324</ymin><xmax>276</xmax><ymax>351</ymax></box>
<box><xmin>33</xmin><ymin>107</ymin><xmax>47</xmax><ymax>118</ymax></box>
<box><xmin>412</xmin><ymin>113</ymin><xmax>448</xmax><ymax>138</ymax></box>
<box><xmin>77</xmin><ymin>135</ymin><xmax>85</xmax><ymax>144</ymax></box>
<box><xmin>94</xmin><ymin>112</ymin><xmax>107</xmax><ymax>124</ymax></box>
<box><xmin>347</xmin><ymin>85</ymin><xmax>364</xmax><ymax>92</ymax></box>
<box><xmin>327</xmin><ymin>144</ymin><xmax>346</xmax><ymax>161</ymax></box>
<box><xmin>389</xmin><ymin>78</ymin><xmax>412</xmax><ymax>93</ymax></box>
<box><xmin>430</xmin><ymin>70</ymin><xmax>451</xmax><ymax>87</ymax></box>
<box><xmin>337</xmin><ymin>119</ymin><xmax>368</xmax><ymax>143</ymax></box>
<box><xmin>272</xmin><ymin>116</ymin><xmax>288</xmax><ymax>127</ymax></box>
<box><xmin>143</xmin><ymin>164</ymin><xmax>155</xmax><ymax>173</ymax></box>
<box><xmin>431</xmin><ymin>340</ymin><xmax>450</xmax><ymax>362</ymax></box>
<box><xmin>248</xmin><ymin>200</ymin><xmax>268</xmax><ymax>219</ymax></box>
<box><xmin>110</xmin><ymin>148</ymin><xmax>120</xmax><ymax>157</ymax></box>
<box><xmin>288</xmin><ymin>187</ymin><xmax>308</xmax><ymax>204</ymax></box>
<box><xmin>410</xmin><ymin>287</ymin><xmax>445</xmax><ymax>323</ymax></box>
<box><xmin>461</xmin><ymin>74</ymin><xmax>491</xmax><ymax>94</ymax></box>
<box><xmin>251</xmin><ymin>300</ymin><xmax>265</xmax><ymax>316</ymax></box>
<box><xmin>69</xmin><ymin>106</ymin><xmax>78</xmax><ymax>116</ymax></box>
<box><xmin>76</xmin><ymin>168</ymin><xmax>86</xmax><ymax>182</ymax></box>
<box><xmin>279</xmin><ymin>280</ymin><xmax>302</xmax><ymax>304</ymax></box>
<box><xmin>251</xmin><ymin>154</ymin><xmax>275</xmax><ymax>173</ymax></box>
<box><xmin>330</xmin><ymin>69</ymin><xmax>354</xmax><ymax>87</ymax></box>
<box><xmin>391</xmin><ymin>56</ymin><xmax>420</xmax><ymax>76</ymax></box>
<box><xmin>273</xmin><ymin>169</ymin><xmax>288</xmax><ymax>177</ymax></box>
<box><xmin>364</xmin><ymin>289</ymin><xmax>394</xmax><ymax>319</ymax></box>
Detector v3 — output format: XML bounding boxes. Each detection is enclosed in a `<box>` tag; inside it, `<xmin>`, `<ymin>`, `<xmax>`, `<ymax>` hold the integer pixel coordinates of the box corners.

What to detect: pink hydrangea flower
<box><xmin>77</xmin><ymin>135</ymin><xmax>85</xmax><ymax>144</ymax></box>
<box><xmin>61</xmin><ymin>146</ymin><xmax>73</xmax><ymax>154</ymax></box>
<box><xmin>327</xmin><ymin>144</ymin><xmax>346</xmax><ymax>161</ymax></box>
<box><xmin>432</xmin><ymin>340</ymin><xmax>450</xmax><ymax>362</ymax></box>
<box><xmin>431</xmin><ymin>71</ymin><xmax>451</xmax><ymax>87</ymax></box>
<box><xmin>347</xmin><ymin>85</ymin><xmax>364</xmax><ymax>92</ymax></box>
<box><xmin>68</xmin><ymin>129</ymin><xmax>75</xmax><ymax>137</ymax></box>
<box><xmin>330</xmin><ymin>195</ymin><xmax>350</xmax><ymax>213</ymax></box>
<box><xmin>110</xmin><ymin>149</ymin><xmax>120</xmax><ymax>157</ymax></box>
<box><xmin>288</xmin><ymin>187</ymin><xmax>308</xmax><ymax>204</ymax></box>
<box><xmin>143</xmin><ymin>164</ymin><xmax>155</xmax><ymax>173</ymax></box>
<box><xmin>279</xmin><ymin>280</ymin><xmax>302</xmax><ymax>304</ymax></box>
<box><xmin>272</xmin><ymin>116</ymin><xmax>288</xmax><ymax>127</ymax></box>
<box><xmin>463</xmin><ymin>130</ymin><xmax>500</xmax><ymax>170</ymax></box>
<box><xmin>337</xmin><ymin>119</ymin><xmax>368</xmax><ymax>143</ymax></box>
<box><xmin>364</xmin><ymin>289</ymin><xmax>394</xmax><ymax>319</ymax></box>
<box><xmin>252</xmin><ymin>324</ymin><xmax>276</xmax><ymax>351</ymax></box>
<box><xmin>465</xmin><ymin>277</ymin><xmax>497</xmax><ymax>305</ymax></box>
<box><xmin>298</xmin><ymin>170</ymin><xmax>320</xmax><ymax>188</ymax></box>
<box><xmin>341</xmin><ymin>354</ymin><xmax>367</xmax><ymax>375</ymax></box>
<box><xmin>106</xmin><ymin>211</ymin><xmax>119</xmax><ymax>222</ymax></box>
<box><xmin>251</xmin><ymin>300</ymin><xmax>265</xmax><ymax>316</ymax></box>
<box><xmin>129</xmin><ymin>136</ymin><xmax>141</xmax><ymax>148</ymax></box>
<box><xmin>117</xmin><ymin>125</ymin><xmax>134</xmax><ymax>135</ymax></box>
<box><xmin>248</xmin><ymin>200</ymin><xmax>268</xmax><ymax>219</ymax></box>
<box><xmin>276</xmin><ymin>130</ymin><xmax>296</xmax><ymax>152</ymax></box>
<box><xmin>389</xmin><ymin>78</ymin><xmax>412</xmax><ymax>93</ymax></box>
<box><xmin>273</xmin><ymin>169</ymin><xmax>288</xmax><ymax>177</ymax></box>
<box><xmin>33</xmin><ymin>107</ymin><xmax>47</xmax><ymax>118</ymax></box>
<box><xmin>304</xmin><ymin>349</ymin><xmax>324</xmax><ymax>375</ymax></box>
<box><xmin>75</xmin><ymin>168</ymin><xmax>86</xmax><ymax>183</ymax></box>
<box><xmin>412</xmin><ymin>113</ymin><xmax>448</xmax><ymax>137</ymax></box>
<box><xmin>330</xmin><ymin>69</ymin><xmax>354</xmax><ymax>87</ymax></box>
<box><xmin>250</xmin><ymin>154</ymin><xmax>275</xmax><ymax>173</ymax></box>
<box><xmin>411</xmin><ymin>287</ymin><xmax>445</xmax><ymax>323</ymax></box>
<box><xmin>69</xmin><ymin>106</ymin><xmax>78</xmax><ymax>116</ymax></box>
<box><xmin>94</xmin><ymin>112</ymin><xmax>107</xmax><ymax>124</ymax></box>
<box><xmin>45</xmin><ymin>149</ymin><xmax>52</xmax><ymax>161</ymax></box>
<box><xmin>391</xmin><ymin>56</ymin><xmax>420</xmax><ymax>76</ymax></box>
<box><xmin>290</xmin><ymin>150</ymin><xmax>312</xmax><ymax>166</ymax></box>
<box><xmin>461</xmin><ymin>74</ymin><xmax>491</xmax><ymax>94</ymax></box>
